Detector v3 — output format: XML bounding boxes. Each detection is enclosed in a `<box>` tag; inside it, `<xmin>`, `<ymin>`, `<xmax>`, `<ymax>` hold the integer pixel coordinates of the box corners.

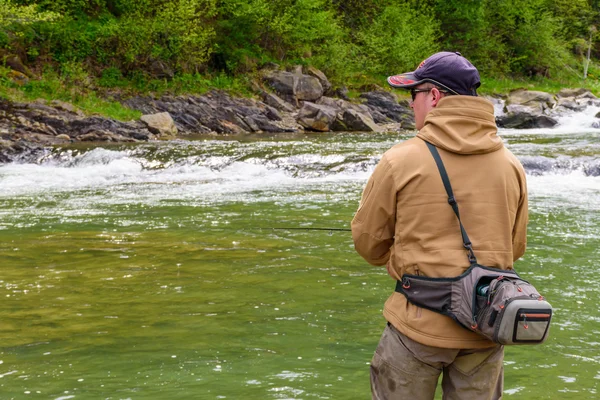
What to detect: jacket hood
<box><xmin>416</xmin><ymin>96</ymin><xmax>503</xmax><ymax>155</ymax></box>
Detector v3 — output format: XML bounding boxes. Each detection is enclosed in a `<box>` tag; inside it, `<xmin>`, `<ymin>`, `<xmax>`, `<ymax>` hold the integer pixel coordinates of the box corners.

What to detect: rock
<box><xmin>7</xmin><ymin>70</ymin><xmax>29</xmax><ymax>86</ymax></box>
<box><xmin>78</xmin><ymin>131</ymin><xmax>118</xmax><ymax>142</ymax></box>
<box><xmin>556</xmin><ymin>98</ymin><xmax>586</xmax><ymax>112</ymax></box>
<box><xmin>297</xmin><ymin>102</ymin><xmax>337</xmax><ymax>132</ymax></box>
<box><xmin>360</xmin><ymin>91</ymin><xmax>414</xmax><ymax>126</ymax></box>
<box><xmin>316</xmin><ymin>96</ymin><xmax>341</xmax><ymax>111</ymax></box>
<box><xmin>335</xmin><ymin>86</ymin><xmax>350</xmax><ymax>100</ymax></box>
<box><xmin>219</xmin><ymin>120</ymin><xmax>247</xmax><ymax>134</ymax></box>
<box><xmin>55</xmin><ymin>134</ymin><xmax>72</xmax><ymax>141</ymax></box>
<box><xmin>557</xmin><ymin>88</ymin><xmax>592</xmax><ymax>98</ymax></box>
<box><xmin>140</xmin><ymin>112</ymin><xmax>178</xmax><ymax>139</ymax></box>
<box><xmin>296</xmin><ymin>75</ymin><xmax>323</xmax><ymax>101</ymax></box>
<box><xmin>261</xmin><ymin>91</ymin><xmax>295</xmax><ymax>112</ymax></box>
<box><xmin>50</xmin><ymin>100</ymin><xmax>84</xmax><ymax>116</ymax></box>
<box><xmin>496</xmin><ymin>111</ymin><xmax>558</xmax><ymax>129</ymax></box>
<box><xmin>339</xmin><ymin>109</ymin><xmax>380</xmax><ymax>132</ymax></box>
<box><xmin>262</xmin><ymin>70</ymin><xmax>323</xmax><ymax>105</ymax></box>
<box><xmin>4</xmin><ymin>54</ymin><xmax>32</xmax><ymax>77</ymax></box>
<box><xmin>506</xmin><ymin>89</ymin><xmax>556</xmax><ymax>110</ymax></box>
<box><xmin>264</xmin><ymin>71</ymin><xmax>296</xmax><ymax>96</ymax></box>
<box><xmin>0</xmin><ymin>139</ymin><xmax>45</xmax><ymax>164</ymax></box>
<box><xmin>331</xmin><ymin>118</ymin><xmax>348</xmax><ymax>131</ymax></box>
<box><xmin>595</xmin><ymin>111</ymin><xmax>600</xmax><ymax>119</ymax></box>
<box><xmin>291</xmin><ymin>65</ymin><xmax>304</xmax><ymax>75</ymax></box>
<box><xmin>506</xmin><ymin>102</ymin><xmax>544</xmax><ymax>115</ymax></box>
<box><xmin>307</xmin><ymin>66</ymin><xmax>332</xmax><ymax>94</ymax></box>
<box><xmin>245</xmin><ymin>115</ymin><xmax>285</xmax><ymax>132</ymax></box>
<box><xmin>263</xmin><ymin>105</ymin><xmax>282</xmax><ymax>121</ymax></box>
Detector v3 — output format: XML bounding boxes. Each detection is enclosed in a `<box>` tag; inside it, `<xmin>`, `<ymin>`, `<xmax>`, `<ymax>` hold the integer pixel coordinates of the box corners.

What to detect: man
<box><xmin>351</xmin><ymin>52</ymin><xmax>528</xmax><ymax>399</ymax></box>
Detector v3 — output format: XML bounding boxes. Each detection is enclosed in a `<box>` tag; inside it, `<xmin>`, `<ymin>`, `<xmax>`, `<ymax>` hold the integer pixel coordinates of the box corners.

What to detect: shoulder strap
<box><xmin>424</xmin><ymin>141</ymin><xmax>478</xmax><ymax>265</ymax></box>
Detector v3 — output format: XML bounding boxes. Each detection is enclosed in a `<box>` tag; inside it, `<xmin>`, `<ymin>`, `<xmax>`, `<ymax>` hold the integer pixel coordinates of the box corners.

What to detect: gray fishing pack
<box><xmin>395</xmin><ymin>141</ymin><xmax>552</xmax><ymax>345</ymax></box>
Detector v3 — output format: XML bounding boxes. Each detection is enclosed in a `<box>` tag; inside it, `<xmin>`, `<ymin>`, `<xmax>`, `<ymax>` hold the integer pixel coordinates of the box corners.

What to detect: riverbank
<box><xmin>2</xmin><ymin>65</ymin><xmax>600</xmax><ymax>163</ymax></box>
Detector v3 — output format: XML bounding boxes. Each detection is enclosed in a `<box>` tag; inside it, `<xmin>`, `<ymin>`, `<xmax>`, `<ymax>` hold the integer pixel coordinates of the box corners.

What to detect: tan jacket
<box><xmin>351</xmin><ymin>96</ymin><xmax>528</xmax><ymax>349</ymax></box>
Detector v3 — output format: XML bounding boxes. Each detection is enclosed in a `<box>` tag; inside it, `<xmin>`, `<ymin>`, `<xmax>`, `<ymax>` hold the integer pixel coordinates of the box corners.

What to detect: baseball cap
<box><xmin>387</xmin><ymin>52</ymin><xmax>480</xmax><ymax>96</ymax></box>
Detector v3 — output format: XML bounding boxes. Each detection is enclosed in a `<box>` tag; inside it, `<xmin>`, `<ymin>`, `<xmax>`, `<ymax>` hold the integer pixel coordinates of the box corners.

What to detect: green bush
<box><xmin>0</xmin><ymin>0</ymin><xmax>61</xmax><ymax>52</ymax></box>
<box><xmin>357</xmin><ymin>4</ymin><xmax>440</xmax><ymax>76</ymax></box>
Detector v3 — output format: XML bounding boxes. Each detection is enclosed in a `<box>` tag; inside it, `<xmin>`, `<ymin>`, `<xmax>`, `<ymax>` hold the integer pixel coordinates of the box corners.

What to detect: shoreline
<box><xmin>1</xmin><ymin>67</ymin><xmax>599</xmax><ymax>164</ymax></box>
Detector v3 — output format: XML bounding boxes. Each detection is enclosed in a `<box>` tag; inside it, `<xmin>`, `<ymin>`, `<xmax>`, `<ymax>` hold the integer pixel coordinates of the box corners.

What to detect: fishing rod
<box><xmin>268</xmin><ymin>227</ymin><xmax>350</xmax><ymax>232</ymax></box>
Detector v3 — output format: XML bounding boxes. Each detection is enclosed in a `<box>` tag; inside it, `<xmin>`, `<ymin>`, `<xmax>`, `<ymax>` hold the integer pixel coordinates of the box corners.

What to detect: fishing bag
<box><xmin>395</xmin><ymin>141</ymin><xmax>552</xmax><ymax>345</ymax></box>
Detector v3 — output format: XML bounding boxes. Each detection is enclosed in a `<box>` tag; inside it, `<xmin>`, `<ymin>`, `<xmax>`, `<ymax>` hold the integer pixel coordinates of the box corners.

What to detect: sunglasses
<box><xmin>410</xmin><ymin>88</ymin><xmax>432</xmax><ymax>101</ymax></box>
<box><xmin>410</xmin><ymin>87</ymin><xmax>452</xmax><ymax>101</ymax></box>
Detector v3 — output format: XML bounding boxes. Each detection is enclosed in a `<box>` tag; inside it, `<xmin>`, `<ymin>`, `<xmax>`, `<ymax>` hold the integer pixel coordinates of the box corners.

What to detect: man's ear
<box><xmin>430</xmin><ymin>88</ymin><xmax>443</xmax><ymax>107</ymax></box>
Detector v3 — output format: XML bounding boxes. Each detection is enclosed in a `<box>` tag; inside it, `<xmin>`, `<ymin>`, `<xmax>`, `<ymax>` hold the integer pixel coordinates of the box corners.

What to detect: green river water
<box><xmin>0</xmin><ymin>130</ymin><xmax>599</xmax><ymax>399</ymax></box>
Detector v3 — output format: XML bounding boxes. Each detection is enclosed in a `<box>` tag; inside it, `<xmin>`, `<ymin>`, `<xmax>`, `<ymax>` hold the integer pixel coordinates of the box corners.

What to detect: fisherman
<box><xmin>351</xmin><ymin>52</ymin><xmax>528</xmax><ymax>399</ymax></box>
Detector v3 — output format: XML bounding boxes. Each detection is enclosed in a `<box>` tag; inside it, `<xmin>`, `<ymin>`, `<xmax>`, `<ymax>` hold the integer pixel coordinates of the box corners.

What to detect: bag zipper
<box><xmin>414</xmin><ymin>265</ymin><xmax>422</xmax><ymax>319</ymax></box>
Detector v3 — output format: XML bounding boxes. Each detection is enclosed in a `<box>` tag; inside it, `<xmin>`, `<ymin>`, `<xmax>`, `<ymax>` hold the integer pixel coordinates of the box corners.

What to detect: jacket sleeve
<box><xmin>512</xmin><ymin>166</ymin><xmax>528</xmax><ymax>261</ymax></box>
<box><xmin>351</xmin><ymin>155</ymin><xmax>396</xmax><ymax>266</ymax></box>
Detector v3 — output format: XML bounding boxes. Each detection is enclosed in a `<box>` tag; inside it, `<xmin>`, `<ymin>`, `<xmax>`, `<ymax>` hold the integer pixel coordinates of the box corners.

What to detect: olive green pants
<box><xmin>371</xmin><ymin>324</ymin><xmax>504</xmax><ymax>400</ymax></box>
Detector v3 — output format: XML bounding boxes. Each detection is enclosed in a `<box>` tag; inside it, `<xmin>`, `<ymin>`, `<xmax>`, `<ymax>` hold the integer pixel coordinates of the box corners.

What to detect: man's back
<box><xmin>352</xmin><ymin>95</ymin><xmax>528</xmax><ymax>348</ymax></box>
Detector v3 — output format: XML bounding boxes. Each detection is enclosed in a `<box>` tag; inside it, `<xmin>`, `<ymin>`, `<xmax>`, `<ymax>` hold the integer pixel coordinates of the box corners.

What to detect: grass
<box><xmin>0</xmin><ymin>66</ymin><xmax>253</xmax><ymax>122</ymax></box>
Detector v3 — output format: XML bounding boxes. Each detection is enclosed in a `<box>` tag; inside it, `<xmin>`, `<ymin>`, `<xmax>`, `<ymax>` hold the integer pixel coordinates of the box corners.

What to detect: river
<box><xmin>1</xmin><ymin>116</ymin><xmax>599</xmax><ymax>398</ymax></box>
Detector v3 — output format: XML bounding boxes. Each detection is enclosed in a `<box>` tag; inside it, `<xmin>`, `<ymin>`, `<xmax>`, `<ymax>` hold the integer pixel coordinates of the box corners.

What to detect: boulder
<box><xmin>557</xmin><ymin>88</ymin><xmax>593</xmax><ymax>98</ymax></box>
<box><xmin>264</xmin><ymin>71</ymin><xmax>296</xmax><ymax>95</ymax></box>
<box><xmin>307</xmin><ymin>66</ymin><xmax>332</xmax><ymax>94</ymax></box>
<box><xmin>496</xmin><ymin>111</ymin><xmax>558</xmax><ymax>129</ymax></box>
<box><xmin>339</xmin><ymin>109</ymin><xmax>380</xmax><ymax>132</ymax></box>
<box><xmin>316</xmin><ymin>96</ymin><xmax>341</xmax><ymax>110</ymax></box>
<box><xmin>297</xmin><ymin>102</ymin><xmax>337</xmax><ymax>132</ymax></box>
<box><xmin>506</xmin><ymin>89</ymin><xmax>556</xmax><ymax>110</ymax></box>
<box><xmin>261</xmin><ymin>91</ymin><xmax>295</xmax><ymax>112</ymax></box>
<box><xmin>7</xmin><ymin>70</ymin><xmax>29</xmax><ymax>86</ymax></box>
<box><xmin>4</xmin><ymin>54</ymin><xmax>32</xmax><ymax>77</ymax></box>
<box><xmin>359</xmin><ymin>91</ymin><xmax>413</xmax><ymax>123</ymax></box>
<box><xmin>262</xmin><ymin>70</ymin><xmax>323</xmax><ymax>106</ymax></box>
<box><xmin>556</xmin><ymin>98</ymin><xmax>587</xmax><ymax>112</ymax></box>
<box><xmin>296</xmin><ymin>75</ymin><xmax>323</xmax><ymax>101</ymax></box>
<box><xmin>140</xmin><ymin>112</ymin><xmax>178</xmax><ymax>139</ymax></box>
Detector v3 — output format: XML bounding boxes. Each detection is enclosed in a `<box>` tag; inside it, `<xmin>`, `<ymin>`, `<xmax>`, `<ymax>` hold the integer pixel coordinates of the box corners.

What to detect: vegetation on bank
<box><xmin>2</xmin><ymin>0</ymin><xmax>600</xmax><ymax>119</ymax></box>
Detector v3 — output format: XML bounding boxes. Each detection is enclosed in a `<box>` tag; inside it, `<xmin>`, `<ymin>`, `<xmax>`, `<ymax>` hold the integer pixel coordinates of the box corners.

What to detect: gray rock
<box><xmin>506</xmin><ymin>103</ymin><xmax>544</xmax><ymax>115</ymax></box>
<box><xmin>360</xmin><ymin>91</ymin><xmax>414</xmax><ymax>125</ymax></box>
<box><xmin>335</xmin><ymin>86</ymin><xmax>350</xmax><ymax>100</ymax></box>
<box><xmin>307</xmin><ymin>66</ymin><xmax>332</xmax><ymax>94</ymax></box>
<box><xmin>556</xmin><ymin>98</ymin><xmax>587</xmax><ymax>112</ymax></box>
<box><xmin>496</xmin><ymin>111</ymin><xmax>558</xmax><ymax>129</ymax></box>
<box><xmin>263</xmin><ymin>70</ymin><xmax>323</xmax><ymax>105</ymax></box>
<box><xmin>291</xmin><ymin>65</ymin><xmax>304</xmax><ymax>75</ymax></box>
<box><xmin>557</xmin><ymin>88</ymin><xmax>592</xmax><ymax>98</ymax></box>
<box><xmin>316</xmin><ymin>96</ymin><xmax>341</xmax><ymax>111</ymax></box>
<box><xmin>296</xmin><ymin>75</ymin><xmax>323</xmax><ymax>101</ymax></box>
<box><xmin>339</xmin><ymin>109</ymin><xmax>380</xmax><ymax>132</ymax></box>
<box><xmin>297</xmin><ymin>102</ymin><xmax>337</xmax><ymax>132</ymax></box>
<box><xmin>264</xmin><ymin>71</ymin><xmax>296</xmax><ymax>95</ymax></box>
<box><xmin>140</xmin><ymin>112</ymin><xmax>177</xmax><ymax>139</ymax></box>
<box><xmin>506</xmin><ymin>89</ymin><xmax>556</xmax><ymax>110</ymax></box>
<box><xmin>262</xmin><ymin>91</ymin><xmax>295</xmax><ymax>112</ymax></box>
